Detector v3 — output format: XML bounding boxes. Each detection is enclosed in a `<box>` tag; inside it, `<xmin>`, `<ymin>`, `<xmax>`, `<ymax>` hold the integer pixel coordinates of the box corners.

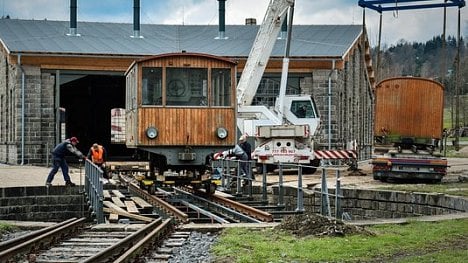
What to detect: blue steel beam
<box><xmin>358</xmin><ymin>0</ymin><xmax>465</xmax><ymax>13</ymax></box>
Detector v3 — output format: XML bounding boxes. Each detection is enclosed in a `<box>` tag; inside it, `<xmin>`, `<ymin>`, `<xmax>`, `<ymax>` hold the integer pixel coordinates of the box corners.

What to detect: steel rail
<box><xmin>175</xmin><ymin>187</ymin><xmax>262</xmax><ymax>223</ymax></box>
<box><xmin>112</xmin><ymin>218</ymin><xmax>173</xmax><ymax>263</ymax></box>
<box><xmin>184</xmin><ymin>186</ymin><xmax>274</xmax><ymax>222</ymax></box>
<box><xmin>0</xmin><ymin>217</ymin><xmax>78</xmax><ymax>252</ymax></box>
<box><xmin>211</xmin><ymin>192</ymin><xmax>274</xmax><ymax>222</ymax></box>
<box><xmin>156</xmin><ymin>187</ymin><xmax>231</xmax><ymax>223</ymax></box>
<box><xmin>178</xmin><ymin>199</ymin><xmax>230</xmax><ymax>224</ymax></box>
<box><xmin>81</xmin><ymin>217</ymin><xmax>172</xmax><ymax>262</ymax></box>
<box><xmin>0</xmin><ymin>217</ymin><xmax>87</xmax><ymax>262</ymax></box>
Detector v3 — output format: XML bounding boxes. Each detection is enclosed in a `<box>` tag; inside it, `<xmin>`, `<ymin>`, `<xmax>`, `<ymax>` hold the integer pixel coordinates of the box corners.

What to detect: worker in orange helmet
<box><xmin>87</xmin><ymin>143</ymin><xmax>108</xmax><ymax>179</ymax></box>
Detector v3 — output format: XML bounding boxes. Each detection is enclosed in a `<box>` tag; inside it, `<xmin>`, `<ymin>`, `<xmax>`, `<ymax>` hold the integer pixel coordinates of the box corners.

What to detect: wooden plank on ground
<box><xmin>108</xmin><ymin>213</ymin><xmax>119</xmax><ymax>223</ymax></box>
<box><xmin>103</xmin><ymin>201</ymin><xmax>154</xmax><ymax>222</ymax></box>
<box><xmin>131</xmin><ymin>197</ymin><xmax>153</xmax><ymax>209</ymax></box>
<box><xmin>125</xmin><ymin>200</ymin><xmax>140</xmax><ymax>214</ymax></box>
<box><xmin>103</xmin><ymin>190</ymin><xmax>111</xmax><ymax>199</ymax></box>
<box><xmin>111</xmin><ymin>197</ymin><xmax>126</xmax><ymax>208</ymax></box>
<box><xmin>111</xmin><ymin>190</ymin><xmax>126</xmax><ymax>198</ymax></box>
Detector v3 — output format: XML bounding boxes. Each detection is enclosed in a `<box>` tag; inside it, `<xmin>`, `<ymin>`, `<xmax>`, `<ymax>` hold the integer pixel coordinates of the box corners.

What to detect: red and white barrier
<box><xmin>314</xmin><ymin>150</ymin><xmax>357</xmax><ymax>159</ymax></box>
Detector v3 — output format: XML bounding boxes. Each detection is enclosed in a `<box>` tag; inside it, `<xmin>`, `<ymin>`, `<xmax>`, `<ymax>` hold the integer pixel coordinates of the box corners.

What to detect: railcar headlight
<box><xmin>216</xmin><ymin>127</ymin><xmax>228</xmax><ymax>139</ymax></box>
<box><xmin>146</xmin><ymin>126</ymin><xmax>158</xmax><ymax>139</ymax></box>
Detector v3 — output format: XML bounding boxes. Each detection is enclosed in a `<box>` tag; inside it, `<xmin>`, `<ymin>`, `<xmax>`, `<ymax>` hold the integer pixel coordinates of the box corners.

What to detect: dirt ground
<box><xmin>0</xmin><ymin>149</ymin><xmax>467</xmax><ymax>189</ymax></box>
<box><xmin>276</xmin><ymin>212</ymin><xmax>373</xmax><ymax>237</ymax></box>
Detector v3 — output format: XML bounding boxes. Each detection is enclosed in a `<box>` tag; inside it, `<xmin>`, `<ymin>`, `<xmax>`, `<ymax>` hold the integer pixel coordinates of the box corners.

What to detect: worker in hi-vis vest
<box><xmin>87</xmin><ymin>143</ymin><xmax>108</xmax><ymax>179</ymax></box>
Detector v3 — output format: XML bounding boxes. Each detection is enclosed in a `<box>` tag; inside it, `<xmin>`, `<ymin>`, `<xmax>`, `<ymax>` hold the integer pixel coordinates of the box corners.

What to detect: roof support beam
<box><xmin>358</xmin><ymin>0</ymin><xmax>465</xmax><ymax>13</ymax></box>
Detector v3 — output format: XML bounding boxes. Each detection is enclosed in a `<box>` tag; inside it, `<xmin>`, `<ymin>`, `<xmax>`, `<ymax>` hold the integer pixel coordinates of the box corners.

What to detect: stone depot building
<box><xmin>0</xmin><ymin>5</ymin><xmax>374</xmax><ymax>165</ymax></box>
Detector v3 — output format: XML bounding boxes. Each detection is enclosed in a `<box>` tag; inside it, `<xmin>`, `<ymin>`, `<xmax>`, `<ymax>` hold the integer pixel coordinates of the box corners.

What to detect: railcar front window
<box><xmin>142</xmin><ymin>67</ymin><xmax>162</xmax><ymax>105</ymax></box>
<box><xmin>166</xmin><ymin>68</ymin><xmax>208</xmax><ymax>106</ymax></box>
<box><xmin>211</xmin><ymin>68</ymin><xmax>231</xmax><ymax>106</ymax></box>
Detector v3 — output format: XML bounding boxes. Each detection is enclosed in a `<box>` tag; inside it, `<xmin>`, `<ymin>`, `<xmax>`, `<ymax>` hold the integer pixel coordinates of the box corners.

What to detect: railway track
<box><xmin>0</xmin><ymin>176</ymin><xmax>278</xmax><ymax>262</ymax></box>
<box><xmin>0</xmin><ymin>217</ymin><xmax>173</xmax><ymax>263</ymax></box>
<box><xmin>120</xmin><ymin>174</ymin><xmax>274</xmax><ymax>224</ymax></box>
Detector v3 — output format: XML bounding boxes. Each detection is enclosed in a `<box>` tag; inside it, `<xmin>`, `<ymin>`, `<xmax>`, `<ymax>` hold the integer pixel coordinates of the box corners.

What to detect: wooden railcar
<box><xmin>124</xmin><ymin>52</ymin><xmax>237</xmax><ymax>191</ymax></box>
<box><xmin>374</xmin><ymin>77</ymin><xmax>444</xmax><ymax>147</ymax></box>
<box><xmin>372</xmin><ymin>77</ymin><xmax>447</xmax><ymax>183</ymax></box>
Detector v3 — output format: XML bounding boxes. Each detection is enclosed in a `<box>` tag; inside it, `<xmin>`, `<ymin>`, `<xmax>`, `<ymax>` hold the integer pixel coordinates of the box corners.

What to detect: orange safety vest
<box><xmin>91</xmin><ymin>145</ymin><xmax>104</xmax><ymax>164</ymax></box>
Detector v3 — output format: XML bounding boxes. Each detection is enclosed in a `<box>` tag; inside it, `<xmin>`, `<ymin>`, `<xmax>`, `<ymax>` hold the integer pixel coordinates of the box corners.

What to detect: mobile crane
<box><xmin>236</xmin><ymin>0</ymin><xmax>321</xmax><ymax>172</ymax></box>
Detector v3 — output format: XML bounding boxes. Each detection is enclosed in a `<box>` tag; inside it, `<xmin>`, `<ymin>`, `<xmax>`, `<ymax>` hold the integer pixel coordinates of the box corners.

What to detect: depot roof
<box><xmin>0</xmin><ymin>19</ymin><xmax>363</xmax><ymax>59</ymax></box>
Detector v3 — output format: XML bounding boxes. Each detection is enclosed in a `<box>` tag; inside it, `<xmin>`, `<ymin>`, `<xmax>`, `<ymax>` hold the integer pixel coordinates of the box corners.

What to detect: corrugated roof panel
<box><xmin>0</xmin><ymin>19</ymin><xmax>362</xmax><ymax>57</ymax></box>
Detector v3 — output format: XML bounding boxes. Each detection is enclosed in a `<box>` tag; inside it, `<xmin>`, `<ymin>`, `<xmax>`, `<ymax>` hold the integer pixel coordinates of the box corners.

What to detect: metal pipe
<box><xmin>262</xmin><ymin>163</ymin><xmax>267</xmax><ymax>203</ymax></box>
<box><xmin>442</xmin><ymin>1</ymin><xmax>447</xmax><ymax>79</ymax></box>
<box><xmin>455</xmin><ymin>7</ymin><xmax>461</xmax><ymax>151</ymax></box>
<box><xmin>277</xmin><ymin>163</ymin><xmax>284</xmax><ymax>206</ymax></box>
<box><xmin>320</xmin><ymin>164</ymin><xmax>331</xmax><ymax>217</ymax></box>
<box><xmin>217</xmin><ymin>0</ymin><xmax>226</xmax><ymax>39</ymax></box>
<box><xmin>335</xmin><ymin>170</ymin><xmax>342</xmax><ymax>219</ymax></box>
<box><xmin>328</xmin><ymin>60</ymin><xmax>336</xmax><ymax>150</ymax></box>
<box><xmin>133</xmin><ymin>0</ymin><xmax>141</xmax><ymax>38</ymax></box>
<box><xmin>377</xmin><ymin>9</ymin><xmax>382</xmax><ymax>80</ymax></box>
<box><xmin>295</xmin><ymin>165</ymin><xmax>304</xmax><ymax>212</ymax></box>
<box><xmin>69</xmin><ymin>0</ymin><xmax>77</xmax><ymax>36</ymax></box>
<box><xmin>18</xmin><ymin>54</ymin><xmax>25</xmax><ymax>165</ymax></box>
<box><xmin>55</xmin><ymin>70</ymin><xmax>60</xmax><ymax>146</ymax></box>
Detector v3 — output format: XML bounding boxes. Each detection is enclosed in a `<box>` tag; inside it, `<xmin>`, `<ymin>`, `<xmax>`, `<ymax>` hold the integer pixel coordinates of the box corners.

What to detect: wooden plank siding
<box><xmin>236</xmin><ymin>59</ymin><xmax>344</xmax><ymax>72</ymax></box>
<box><xmin>137</xmin><ymin>107</ymin><xmax>236</xmax><ymax>146</ymax></box>
<box><xmin>10</xmin><ymin>54</ymin><xmax>138</xmax><ymax>71</ymax></box>
<box><xmin>374</xmin><ymin>77</ymin><xmax>444</xmax><ymax>140</ymax></box>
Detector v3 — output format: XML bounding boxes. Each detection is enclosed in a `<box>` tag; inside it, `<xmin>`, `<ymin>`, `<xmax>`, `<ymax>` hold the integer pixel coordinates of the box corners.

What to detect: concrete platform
<box><xmin>0</xmin><ymin>163</ymin><xmax>85</xmax><ymax>187</ymax></box>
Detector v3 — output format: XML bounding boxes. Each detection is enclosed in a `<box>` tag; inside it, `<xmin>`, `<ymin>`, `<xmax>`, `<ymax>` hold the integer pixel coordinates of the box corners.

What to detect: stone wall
<box><xmin>0</xmin><ymin>60</ymin><xmax>55</xmax><ymax>165</ymax></box>
<box><xmin>0</xmin><ymin>186</ymin><xmax>89</xmax><ymax>222</ymax></box>
<box><xmin>311</xmin><ymin>39</ymin><xmax>373</xmax><ymax>160</ymax></box>
<box><xmin>256</xmin><ymin>186</ymin><xmax>468</xmax><ymax>220</ymax></box>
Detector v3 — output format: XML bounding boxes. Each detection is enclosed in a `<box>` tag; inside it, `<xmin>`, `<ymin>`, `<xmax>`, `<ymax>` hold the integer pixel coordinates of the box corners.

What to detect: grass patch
<box><xmin>0</xmin><ymin>222</ymin><xmax>17</xmax><ymax>235</ymax></box>
<box><xmin>399</xmin><ymin>248</ymin><xmax>468</xmax><ymax>263</ymax></box>
<box><xmin>443</xmin><ymin>144</ymin><xmax>468</xmax><ymax>157</ymax></box>
<box><xmin>377</xmin><ymin>182</ymin><xmax>468</xmax><ymax>197</ymax></box>
<box><xmin>211</xmin><ymin>219</ymin><xmax>468</xmax><ymax>262</ymax></box>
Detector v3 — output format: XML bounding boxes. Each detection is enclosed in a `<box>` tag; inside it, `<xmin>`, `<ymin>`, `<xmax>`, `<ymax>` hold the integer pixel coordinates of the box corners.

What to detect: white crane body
<box><xmin>237</xmin><ymin>0</ymin><xmax>320</xmax><ymax>168</ymax></box>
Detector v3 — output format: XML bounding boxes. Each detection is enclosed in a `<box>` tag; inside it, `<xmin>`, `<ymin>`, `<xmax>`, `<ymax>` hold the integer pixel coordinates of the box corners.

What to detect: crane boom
<box><xmin>236</xmin><ymin>0</ymin><xmax>320</xmax><ymax>170</ymax></box>
<box><xmin>236</xmin><ymin>0</ymin><xmax>294</xmax><ymax>106</ymax></box>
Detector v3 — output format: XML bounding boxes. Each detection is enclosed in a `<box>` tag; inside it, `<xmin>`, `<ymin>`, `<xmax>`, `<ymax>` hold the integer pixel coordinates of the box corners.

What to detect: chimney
<box><xmin>67</xmin><ymin>0</ymin><xmax>79</xmax><ymax>36</ymax></box>
<box><xmin>216</xmin><ymin>0</ymin><xmax>227</xmax><ymax>39</ymax></box>
<box><xmin>245</xmin><ymin>18</ymin><xmax>256</xmax><ymax>25</ymax></box>
<box><xmin>132</xmin><ymin>0</ymin><xmax>143</xmax><ymax>38</ymax></box>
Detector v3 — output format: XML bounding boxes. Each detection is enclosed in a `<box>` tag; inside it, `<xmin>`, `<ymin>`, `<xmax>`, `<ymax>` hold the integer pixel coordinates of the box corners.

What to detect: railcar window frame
<box><xmin>211</xmin><ymin>68</ymin><xmax>231</xmax><ymax>107</ymax></box>
<box><xmin>142</xmin><ymin>67</ymin><xmax>163</xmax><ymax>106</ymax></box>
<box><xmin>165</xmin><ymin>67</ymin><xmax>208</xmax><ymax>107</ymax></box>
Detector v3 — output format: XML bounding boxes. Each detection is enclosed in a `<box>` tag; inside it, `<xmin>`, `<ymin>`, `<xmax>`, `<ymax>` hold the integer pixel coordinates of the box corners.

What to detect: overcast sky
<box><xmin>1</xmin><ymin>0</ymin><xmax>467</xmax><ymax>48</ymax></box>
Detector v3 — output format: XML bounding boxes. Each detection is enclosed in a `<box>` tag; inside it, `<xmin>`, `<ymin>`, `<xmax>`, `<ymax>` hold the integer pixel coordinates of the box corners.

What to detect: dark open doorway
<box><xmin>60</xmin><ymin>74</ymin><xmax>135</xmax><ymax>159</ymax></box>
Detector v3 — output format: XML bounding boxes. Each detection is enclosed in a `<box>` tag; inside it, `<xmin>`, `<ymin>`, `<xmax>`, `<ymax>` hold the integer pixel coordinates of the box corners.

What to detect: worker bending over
<box><xmin>87</xmin><ymin>143</ymin><xmax>108</xmax><ymax>179</ymax></box>
<box><xmin>46</xmin><ymin>137</ymin><xmax>84</xmax><ymax>186</ymax></box>
<box><xmin>216</xmin><ymin>137</ymin><xmax>251</xmax><ymax>183</ymax></box>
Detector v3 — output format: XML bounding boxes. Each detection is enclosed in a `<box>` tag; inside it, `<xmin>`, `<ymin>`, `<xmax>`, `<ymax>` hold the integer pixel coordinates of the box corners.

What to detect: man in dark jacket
<box><xmin>239</xmin><ymin>135</ymin><xmax>252</xmax><ymax>161</ymax></box>
<box><xmin>239</xmin><ymin>135</ymin><xmax>254</xmax><ymax>180</ymax></box>
<box><xmin>46</xmin><ymin>137</ymin><xmax>84</xmax><ymax>186</ymax></box>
